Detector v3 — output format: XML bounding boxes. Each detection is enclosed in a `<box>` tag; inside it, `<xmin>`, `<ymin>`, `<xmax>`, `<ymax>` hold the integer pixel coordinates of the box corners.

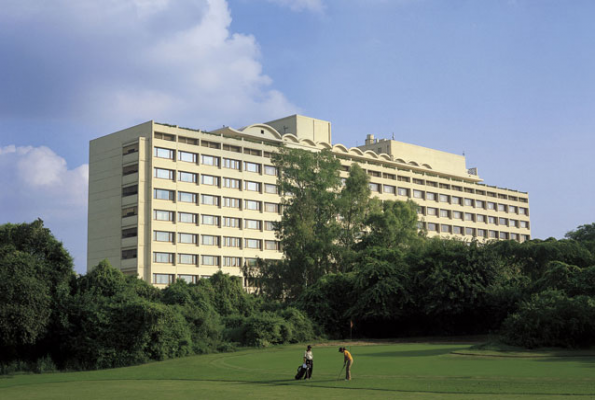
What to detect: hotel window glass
<box><xmin>154</xmin><ymin>210</ymin><xmax>174</xmax><ymax>221</ymax></box>
<box><xmin>153</xmin><ymin>252</ymin><xmax>174</xmax><ymax>263</ymax></box>
<box><xmin>244</xmin><ymin>162</ymin><xmax>261</xmax><ymax>173</ymax></box>
<box><xmin>154</xmin><ymin>189</ymin><xmax>174</xmax><ymax>200</ymax></box>
<box><xmin>453</xmin><ymin>226</ymin><xmax>463</xmax><ymax>235</ymax></box>
<box><xmin>245</xmin><ymin>238</ymin><xmax>262</xmax><ymax>249</ymax></box>
<box><xmin>465</xmin><ymin>227</ymin><xmax>475</xmax><ymax>236</ymax></box>
<box><xmin>122</xmin><ymin>206</ymin><xmax>138</xmax><ymax>218</ymax></box>
<box><xmin>498</xmin><ymin>204</ymin><xmax>507</xmax><ymax>212</ymax></box>
<box><xmin>464</xmin><ymin>213</ymin><xmax>474</xmax><ymax>221</ymax></box>
<box><xmin>477</xmin><ymin>229</ymin><xmax>486</xmax><ymax>237</ymax></box>
<box><xmin>201</xmin><ymin>215</ymin><xmax>220</xmax><ymax>226</ymax></box>
<box><xmin>413</xmin><ymin>190</ymin><xmax>424</xmax><ymax>199</ymax></box>
<box><xmin>477</xmin><ymin>214</ymin><xmax>486</xmax><ymax>223</ymax></box>
<box><xmin>223</xmin><ymin>197</ymin><xmax>241</xmax><ymax>209</ymax></box>
<box><xmin>398</xmin><ymin>188</ymin><xmax>410</xmax><ymax>197</ymax></box>
<box><xmin>245</xmin><ymin>181</ymin><xmax>261</xmax><ymax>192</ymax></box>
<box><xmin>499</xmin><ymin>232</ymin><xmax>509</xmax><ymax>240</ymax></box>
<box><xmin>201</xmin><ymin>155</ymin><xmax>220</xmax><ymax>166</ymax></box>
<box><xmin>265</xmin><ymin>202</ymin><xmax>279</xmax><ymax>213</ymax></box>
<box><xmin>383</xmin><ymin>185</ymin><xmax>396</xmax><ymax>194</ymax></box>
<box><xmin>245</xmin><ymin>219</ymin><xmax>262</xmax><ymax>230</ymax></box>
<box><xmin>123</xmin><ymin>143</ymin><xmax>139</xmax><ymax>155</ymax></box>
<box><xmin>265</xmin><ymin>240</ymin><xmax>280</xmax><ymax>250</ymax></box>
<box><xmin>201</xmin><ymin>255</ymin><xmax>220</xmax><ymax>266</ymax></box>
<box><xmin>245</xmin><ymin>200</ymin><xmax>261</xmax><ymax>211</ymax></box>
<box><xmin>511</xmin><ymin>233</ymin><xmax>518</xmax><ymax>241</ymax></box>
<box><xmin>244</xmin><ymin>148</ymin><xmax>261</xmax><ymax>156</ymax></box>
<box><xmin>452</xmin><ymin>196</ymin><xmax>462</xmax><ymax>205</ymax></box>
<box><xmin>154</xmin><ymin>231</ymin><xmax>174</xmax><ymax>243</ymax></box>
<box><xmin>223</xmin><ymin>217</ymin><xmax>241</xmax><ymax>228</ymax></box>
<box><xmin>244</xmin><ymin>258</ymin><xmax>258</xmax><ymax>267</ymax></box>
<box><xmin>223</xmin><ymin>177</ymin><xmax>240</xmax><ymax>189</ymax></box>
<box><xmin>223</xmin><ymin>144</ymin><xmax>241</xmax><ymax>153</ymax></box>
<box><xmin>417</xmin><ymin>206</ymin><xmax>425</xmax><ymax>215</ymax></box>
<box><xmin>520</xmin><ymin>221</ymin><xmax>528</xmax><ymax>228</ymax></box>
<box><xmin>201</xmin><ymin>194</ymin><xmax>220</xmax><ymax>206</ymax></box>
<box><xmin>426</xmin><ymin>192</ymin><xmax>436</xmax><ymax>201</ymax></box>
<box><xmin>488</xmin><ymin>216</ymin><xmax>497</xmax><ymax>224</ymax></box>
<box><xmin>155</xmin><ymin>132</ymin><xmax>175</xmax><ymax>141</ymax></box>
<box><xmin>179</xmin><ymin>171</ymin><xmax>197</xmax><ymax>183</ymax></box>
<box><xmin>464</xmin><ymin>198</ymin><xmax>474</xmax><ymax>206</ymax></box>
<box><xmin>369</xmin><ymin>183</ymin><xmax>381</xmax><ymax>192</ymax></box>
<box><xmin>122</xmin><ymin>248</ymin><xmax>137</xmax><ymax>259</ymax></box>
<box><xmin>223</xmin><ymin>257</ymin><xmax>241</xmax><ymax>267</ymax></box>
<box><xmin>453</xmin><ymin>211</ymin><xmax>463</xmax><ymax>219</ymax></box>
<box><xmin>154</xmin><ymin>168</ymin><xmax>174</xmax><ymax>180</ymax></box>
<box><xmin>223</xmin><ymin>158</ymin><xmax>240</xmax><ymax>170</ymax></box>
<box><xmin>427</xmin><ymin>223</ymin><xmax>438</xmax><ymax>232</ymax></box>
<box><xmin>154</xmin><ymin>147</ymin><xmax>174</xmax><ymax>159</ymax></box>
<box><xmin>201</xmin><ymin>235</ymin><xmax>220</xmax><ymax>246</ymax></box>
<box><xmin>122</xmin><ymin>227</ymin><xmax>137</xmax><ymax>239</ymax></box>
<box><xmin>519</xmin><ymin>207</ymin><xmax>527</xmax><ymax>215</ymax></box>
<box><xmin>223</xmin><ymin>237</ymin><xmax>242</xmax><ymax>248</ymax></box>
<box><xmin>264</xmin><ymin>184</ymin><xmax>278</xmax><ymax>194</ymax></box>
<box><xmin>439</xmin><ymin>209</ymin><xmax>449</xmax><ymax>218</ymax></box>
<box><xmin>178</xmin><ymin>212</ymin><xmax>197</xmax><ymax>224</ymax></box>
<box><xmin>489</xmin><ymin>230</ymin><xmax>498</xmax><ymax>238</ymax></box>
<box><xmin>499</xmin><ymin>218</ymin><xmax>508</xmax><ymax>225</ymax></box>
<box><xmin>123</xmin><ymin>185</ymin><xmax>138</xmax><ymax>197</ymax></box>
<box><xmin>178</xmin><ymin>233</ymin><xmax>197</xmax><ymax>244</ymax></box>
<box><xmin>265</xmin><ymin>221</ymin><xmax>275</xmax><ymax>231</ymax></box>
<box><xmin>201</xmin><ymin>175</ymin><xmax>219</xmax><ymax>186</ymax></box>
<box><xmin>440</xmin><ymin>194</ymin><xmax>449</xmax><ymax>203</ymax></box>
<box><xmin>123</xmin><ymin>164</ymin><xmax>138</xmax><ymax>176</ymax></box>
<box><xmin>476</xmin><ymin>200</ymin><xmax>485</xmax><ymax>209</ymax></box>
<box><xmin>264</xmin><ymin>165</ymin><xmax>277</xmax><ymax>176</ymax></box>
<box><xmin>487</xmin><ymin>202</ymin><xmax>496</xmax><ymax>210</ymax></box>
<box><xmin>441</xmin><ymin>225</ymin><xmax>451</xmax><ymax>233</ymax></box>
<box><xmin>178</xmin><ymin>151</ymin><xmax>198</xmax><ymax>163</ymax></box>
<box><xmin>509</xmin><ymin>206</ymin><xmax>517</xmax><ymax>213</ymax></box>
<box><xmin>427</xmin><ymin>207</ymin><xmax>438</xmax><ymax>216</ymax></box>
<box><xmin>522</xmin><ymin>235</ymin><xmax>530</xmax><ymax>242</ymax></box>
<box><xmin>509</xmin><ymin>219</ymin><xmax>517</xmax><ymax>228</ymax></box>
<box><xmin>153</xmin><ymin>274</ymin><xmax>174</xmax><ymax>284</ymax></box>
<box><xmin>178</xmin><ymin>274</ymin><xmax>198</xmax><ymax>284</ymax></box>
<box><xmin>178</xmin><ymin>254</ymin><xmax>197</xmax><ymax>265</ymax></box>
<box><xmin>178</xmin><ymin>191</ymin><xmax>197</xmax><ymax>203</ymax></box>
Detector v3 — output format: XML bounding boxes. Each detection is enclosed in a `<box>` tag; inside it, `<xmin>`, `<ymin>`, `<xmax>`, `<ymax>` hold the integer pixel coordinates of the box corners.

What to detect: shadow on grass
<box><xmin>359</xmin><ymin>347</ymin><xmax>469</xmax><ymax>358</ymax></box>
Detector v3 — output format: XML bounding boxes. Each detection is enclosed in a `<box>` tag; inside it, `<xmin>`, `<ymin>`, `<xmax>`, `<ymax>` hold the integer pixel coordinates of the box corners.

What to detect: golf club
<box><xmin>337</xmin><ymin>364</ymin><xmax>345</xmax><ymax>381</ymax></box>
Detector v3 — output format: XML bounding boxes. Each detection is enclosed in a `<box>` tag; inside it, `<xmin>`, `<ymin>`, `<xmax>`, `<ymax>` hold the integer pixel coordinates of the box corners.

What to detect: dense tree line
<box><xmin>0</xmin><ymin>220</ymin><xmax>316</xmax><ymax>373</ymax></box>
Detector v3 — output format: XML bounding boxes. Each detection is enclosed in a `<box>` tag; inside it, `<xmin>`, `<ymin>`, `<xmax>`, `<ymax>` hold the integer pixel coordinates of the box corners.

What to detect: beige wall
<box><xmin>266</xmin><ymin>114</ymin><xmax>332</xmax><ymax>144</ymax></box>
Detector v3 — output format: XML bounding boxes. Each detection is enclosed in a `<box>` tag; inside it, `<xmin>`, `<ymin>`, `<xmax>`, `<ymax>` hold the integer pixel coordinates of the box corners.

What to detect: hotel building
<box><xmin>88</xmin><ymin>115</ymin><xmax>530</xmax><ymax>286</ymax></box>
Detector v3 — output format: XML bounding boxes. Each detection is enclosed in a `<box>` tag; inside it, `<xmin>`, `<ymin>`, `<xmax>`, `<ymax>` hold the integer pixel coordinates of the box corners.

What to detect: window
<box><xmin>398</xmin><ymin>188</ymin><xmax>409</xmax><ymax>197</ymax></box>
<box><xmin>417</xmin><ymin>206</ymin><xmax>425</xmax><ymax>215</ymax></box>
<box><xmin>509</xmin><ymin>219</ymin><xmax>517</xmax><ymax>228</ymax></box>
<box><xmin>510</xmin><ymin>233</ymin><xmax>518</xmax><ymax>241</ymax></box>
<box><xmin>500</xmin><ymin>232</ymin><xmax>509</xmax><ymax>240</ymax></box>
<box><xmin>426</xmin><ymin>192</ymin><xmax>436</xmax><ymax>201</ymax></box>
<box><xmin>178</xmin><ymin>254</ymin><xmax>198</xmax><ymax>265</ymax></box>
<box><xmin>413</xmin><ymin>190</ymin><xmax>424</xmax><ymax>199</ymax></box>
<box><xmin>489</xmin><ymin>230</ymin><xmax>498</xmax><ymax>238</ymax></box>
<box><xmin>487</xmin><ymin>202</ymin><xmax>496</xmax><ymax>210</ymax></box>
<box><xmin>264</xmin><ymin>184</ymin><xmax>278</xmax><ymax>194</ymax></box>
<box><xmin>519</xmin><ymin>207</ymin><xmax>528</xmax><ymax>215</ymax></box>
<box><xmin>154</xmin><ymin>188</ymin><xmax>174</xmax><ymax>200</ymax></box>
<box><xmin>178</xmin><ymin>151</ymin><xmax>198</xmax><ymax>163</ymax></box>
<box><xmin>178</xmin><ymin>274</ymin><xmax>198</xmax><ymax>284</ymax></box>
<box><xmin>178</xmin><ymin>233</ymin><xmax>198</xmax><ymax>244</ymax></box>
<box><xmin>451</xmin><ymin>196</ymin><xmax>461</xmax><ymax>205</ymax></box>
<box><xmin>223</xmin><ymin>158</ymin><xmax>241</xmax><ymax>170</ymax></box>
<box><xmin>153</xmin><ymin>252</ymin><xmax>174</xmax><ymax>263</ymax></box>
<box><xmin>201</xmin><ymin>174</ymin><xmax>220</xmax><ymax>186</ymax></box>
<box><xmin>244</xmin><ymin>258</ymin><xmax>258</xmax><ymax>267</ymax></box>
<box><xmin>154</xmin><ymin>210</ymin><xmax>174</xmax><ymax>221</ymax></box>
<box><xmin>201</xmin><ymin>194</ymin><xmax>220</xmax><ymax>206</ymax></box>
<box><xmin>154</xmin><ymin>147</ymin><xmax>174</xmax><ymax>159</ymax></box>
<box><xmin>453</xmin><ymin>226</ymin><xmax>463</xmax><ymax>235</ymax></box>
<box><xmin>223</xmin><ymin>237</ymin><xmax>242</xmax><ymax>248</ymax></box>
<box><xmin>245</xmin><ymin>219</ymin><xmax>262</xmax><ymax>230</ymax></box>
<box><xmin>178</xmin><ymin>191</ymin><xmax>197</xmax><ymax>203</ymax></box>
<box><xmin>383</xmin><ymin>173</ymin><xmax>396</xmax><ymax>180</ymax></box>
<box><xmin>244</xmin><ymin>161</ymin><xmax>261</xmax><ymax>173</ymax></box>
<box><xmin>499</xmin><ymin>218</ymin><xmax>508</xmax><ymax>225</ymax></box>
<box><xmin>201</xmin><ymin>214</ymin><xmax>220</xmax><ymax>226</ymax></box>
<box><xmin>123</xmin><ymin>206</ymin><xmax>138</xmax><ymax>218</ymax></box>
<box><xmin>427</xmin><ymin>223</ymin><xmax>438</xmax><ymax>232</ymax></box>
<box><xmin>201</xmin><ymin>255</ymin><xmax>220</xmax><ymax>266</ymax></box>
<box><xmin>154</xmin><ymin>168</ymin><xmax>174</xmax><ymax>180</ymax></box>
<box><xmin>223</xmin><ymin>144</ymin><xmax>241</xmax><ymax>153</ymax></box>
<box><xmin>245</xmin><ymin>181</ymin><xmax>261</xmax><ymax>192</ymax></box>
<box><xmin>223</xmin><ymin>197</ymin><xmax>241</xmax><ymax>209</ymax></box>
<box><xmin>179</xmin><ymin>171</ymin><xmax>198</xmax><ymax>183</ymax></box>
<box><xmin>154</xmin><ymin>132</ymin><xmax>175</xmax><ymax>141</ymax></box>
<box><xmin>509</xmin><ymin>206</ymin><xmax>517</xmax><ymax>214</ymax></box>
<box><xmin>223</xmin><ymin>177</ymin><xmax>241</xmax><ymax>189</ymax></box>
<box><xmin>123</xmin><ymin>185</ymin><xmax>138</xmax><ymax>197</ymax></box>
<box><xmin>264</xmin><ymin>165</ymin><xmax>277</xmax><ymax>176</ymax></box>
<box><xmin>223</xmin><ymin>257</ymin><xmax>241</xmax><ymax>267</ymax></box>
<box><xmin>223</xmin><ymin>217</ymin><xmax>241</xmax><ymax>228</ymax></box>
<box><xmin>265</xmin><ymin>240</ymin><xmax>280</xmax><ymax>250</ymax></box>
<box><xmin>244</xmin><ymin>148</ymin><xmax>261</xmax><ymax>156</ymax></box>
<box><xmin>477</xmin><ymin>229</ymin><xmax>486</xmax><ymax>237</ymax></box>
<box><xmin>476</xmin><ymin>200</ymin><xmax>485</xmax><ymax>209</ymax></box>
<box><xmin>245</xmin><ymin>238</ymin><xmax>262</xmax><ymax>249</ymax></box>
<box><xmin>464</xmin><ymin>198</ymin><xmax>474</xmax><ymax>207</ymax></box>
<box><xmin>369</xmin><ymin>183</ymin><xmax>380</xmax><ymax>192</ymax></box>
<box><xmin>464</xmin><ymin>213</ymin><xmax>474</xmax><ymax>221</ymax></box>
<box><xmin>178</xmin><ymin>212</ymin><xmax>198</xmax><ymax>224</ymax></box>
<box><xmin>439</xmin><ymin>209</ymin><xmax>449</xmax><ymax>218</ymax></box>
<box><xmin>498</xmin><ymin>204</ymin><xmax>507</xmax><ymax>212</ymax></box>
<box><xmin>440</xmin><ymin>194</ymin><xmax>449</xmax><ymax>203</ymax></box>
<box><xmin>123</xmin><ymin>164</ymin><xmax>138</xmax><ymax>176</ymax></box>
<box><xmin>465</xmin><ymin>227</ymin><xmax>475</xmax><ymax>236</ymax></box>
<box><xmin>123</xmin><ymin>143</ymin><xmax>138</xmax><ymax>155</ymax></box>
<box><xmin>477</xmin><ymin>214</ymin><xmax>486</xmax><ymax>223</ymax></box>
<box><xmin>201</xmin><ymin>155</ymin><xmax>220</xmax><ymax>166</ymax></box>
<box><xmin>178</xmin><ymin>136</ymin><xmax>197</xmax><ymax>145</ymax></box>
<box><xmin>265</xmin><ymin>202</ymin><xmax>279</xmax><ymax>213</ymax></box>
<box><xmin>154</xmin><ymin>231</ymin><xmax>174</xmax><ymax>242</ymax></box>
<box><xmin>488</xmin><ymin>216</ymin><xmax>497</xmax><ymax>224</ymax></box>
<box><xmin>520</xmin><ymin>221</ymin><xmax>529</xmax><ymax>228</ymax></box>
<box><xmin>201</xmin><ymin>235</ymin><xmax>220</xmax><ymax>246</ymax></box>
<box><xmin>122</xmin><ymin>248</ymin><xmax>137</xmax><ymax>259</ymax></box>
<box><xmin>441</xmin><ymin>225</ymin><xmax>451</xmax><ymax>233</ymax></box>
<box><xmin>153</xmin><ymin>274</ymin><xmax>174</xmax><ymax>284</ymax></box>
<box><xmin>245</xmin><ymin>200</ymin><xmax>261</xmax><ymax>211</ymax></box>
<box><xmin>264</xmin><ymin>221</ymin><xmax>275</xmax><ymax>231</ymax></box>
<box><xmin>122</xmin><ymin>227</ymin><xmax>137</xmax><ymax>238</ymax></box>
<box><xmin>384</xmin><ymin>185</ymin><xmax>396</xmax><ymax>194</ymax></box>
<box><xmin>453</xmin><ymin>211</ymin><xmax>462</xmax><ymax>220</ymax></box>
<box><xmin>427</xmin><ymin>207</ymin><xmax>438</xmax><ymax>216</ymax></box>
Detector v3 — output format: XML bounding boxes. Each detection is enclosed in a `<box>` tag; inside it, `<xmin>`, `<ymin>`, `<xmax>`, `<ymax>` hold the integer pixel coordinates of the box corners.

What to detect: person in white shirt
<box><xmin>303</xmin><ymin>345</ymin><xmax>313</xmax><ymax>379</ymax></box>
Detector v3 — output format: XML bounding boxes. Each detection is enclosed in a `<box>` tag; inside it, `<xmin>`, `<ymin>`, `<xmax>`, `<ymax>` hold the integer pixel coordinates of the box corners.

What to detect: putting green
<box><xmin>1</xmin><ymin>341</ymin><xmax>594</xmax><ymax>399</ymax></box>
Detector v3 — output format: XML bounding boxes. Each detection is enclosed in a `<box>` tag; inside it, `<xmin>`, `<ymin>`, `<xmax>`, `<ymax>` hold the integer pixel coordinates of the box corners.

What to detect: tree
<box><xmin>566</xmin><ymin>223</ymin><xmax>595</xmax><ymax>254</ymax></box>
<box><xmin>358</xmin><ymin>199</ymin><xmax>421</xmax><ymax>250</ymax></box>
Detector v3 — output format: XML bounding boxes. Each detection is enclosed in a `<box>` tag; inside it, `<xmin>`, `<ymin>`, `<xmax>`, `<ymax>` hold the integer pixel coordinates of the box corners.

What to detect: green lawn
<box><xmin>1</xmin><ymin>341</ymin><xmax>594</xmax><ymax>399</ymax></box>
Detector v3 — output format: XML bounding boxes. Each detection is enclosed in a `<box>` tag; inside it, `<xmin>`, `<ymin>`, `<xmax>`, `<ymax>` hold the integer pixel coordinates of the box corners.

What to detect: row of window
<box><xmin>153</xmin><ymin>188</ymin><xmax>281</xmax><ymax>212</ymax></box>
<box><xmin>417</xmin><ymin>208</ymin><xmax>529</xmax><ymax>228</ymax></box>
<box><xmin>422</xmin><ymin>222</ymin><xmax>530</xmax><ymax>241</ymax></box>
<box><xmin>152</xmin><ymin>252</ymin><xmax>272</xmax><ymax>266</ymax></box>
<box><xmin>153</xmin><ymin>167</ymin><xmax>278</xmax><ymax>193</ymax></box>
<box><xmin>152</xmin><ymin>231</ymin><xmax>280</xmax><ymax>250</ymax></box>
<box><xmin>154</xmin><ymin>147</ymin><xmax>277</xmax><ymax>175</ymax></box>
<box><xmin>152</xmin><ymin>210</ymin><xmax>276</xmax><ymax>230</ymax></box>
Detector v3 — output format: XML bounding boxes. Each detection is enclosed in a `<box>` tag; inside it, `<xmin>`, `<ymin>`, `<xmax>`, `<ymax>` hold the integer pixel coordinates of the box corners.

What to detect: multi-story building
<box><xmin>88</xmin><ymin>115</ymin><xmax>530</xmax><ymax>287</ymax></box>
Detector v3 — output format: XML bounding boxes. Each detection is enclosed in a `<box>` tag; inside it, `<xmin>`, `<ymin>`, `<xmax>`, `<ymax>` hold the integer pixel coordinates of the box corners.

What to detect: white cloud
<box><xmin>265</xmin><ymin>0</ymin><xmax>325</xmax><ymax>13</ymax></box>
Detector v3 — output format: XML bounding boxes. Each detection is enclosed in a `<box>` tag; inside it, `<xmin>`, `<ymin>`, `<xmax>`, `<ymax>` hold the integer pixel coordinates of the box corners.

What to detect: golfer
<box><xmin>339</xmin><ymin>347</ymin><xmax>353</xmax><ymax>381</ymax></box>
<box><xmin>303</xmin><ymin>345</ymin><xmax>313</xmax><ymax>379</ymax></box>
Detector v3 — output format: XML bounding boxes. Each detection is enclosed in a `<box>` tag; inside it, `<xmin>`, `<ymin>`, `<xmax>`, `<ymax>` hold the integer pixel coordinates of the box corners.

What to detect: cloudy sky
<box><xmin>1</xmin><ymin>0</ymin><xmax>594</xmax><ymax>274</ymax></box>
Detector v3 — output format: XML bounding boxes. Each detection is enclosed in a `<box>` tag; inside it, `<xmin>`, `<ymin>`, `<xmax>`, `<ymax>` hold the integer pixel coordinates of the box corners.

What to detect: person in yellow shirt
<box><xmin>339</xmin><ymin>347</ymin><xmax>353</xmax><ymax>381</ymax></box>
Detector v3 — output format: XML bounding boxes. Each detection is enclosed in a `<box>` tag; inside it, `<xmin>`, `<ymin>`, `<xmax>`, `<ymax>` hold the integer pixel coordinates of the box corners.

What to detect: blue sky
<box><xmin>1</xmin><ymin>0</ymin><xmax>594</xmax><ymax>274</ymax></box>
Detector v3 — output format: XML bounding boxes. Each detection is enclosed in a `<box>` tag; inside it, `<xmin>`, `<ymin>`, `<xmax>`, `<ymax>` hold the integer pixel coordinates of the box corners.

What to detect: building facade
<box><xmin>88</xmin><ymin>115</ymin><xmax>531</xmax><ymax>287</ymax></box>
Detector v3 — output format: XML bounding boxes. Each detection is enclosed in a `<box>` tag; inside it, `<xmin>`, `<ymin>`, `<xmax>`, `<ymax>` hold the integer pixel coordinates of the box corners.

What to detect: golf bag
<box><xmin>295</xmin><ymin>364</ymin><xmax>308</xmax><ymax>380</ymax></box>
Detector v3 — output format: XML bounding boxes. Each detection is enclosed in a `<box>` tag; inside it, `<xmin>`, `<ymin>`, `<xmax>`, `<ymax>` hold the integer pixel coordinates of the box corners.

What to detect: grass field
<box><xmin>1</xmin><ymin>340</ymin><xmax>594</xmax><ymax>399</ymax></box>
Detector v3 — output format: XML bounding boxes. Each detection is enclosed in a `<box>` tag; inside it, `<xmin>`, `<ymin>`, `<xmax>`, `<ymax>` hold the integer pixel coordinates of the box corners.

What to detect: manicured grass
<box><xmin>1</xmin><ymin>341</ymin><xmax>594</xmax><ymax>399</ymax></box>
